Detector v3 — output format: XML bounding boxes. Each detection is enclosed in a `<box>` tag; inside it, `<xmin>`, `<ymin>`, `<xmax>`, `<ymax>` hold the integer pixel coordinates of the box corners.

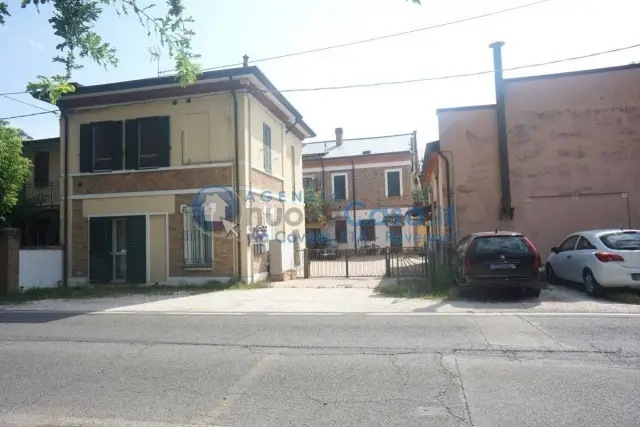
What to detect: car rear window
<box><xmin>472</xmin><ymin>236</ymin><xmax>533</xmax><ymax>254</ymax></box>
<box><xmin>599</xmin><ymin>232</ymin><xmax>640</xmax><ymax>250</ymax></box>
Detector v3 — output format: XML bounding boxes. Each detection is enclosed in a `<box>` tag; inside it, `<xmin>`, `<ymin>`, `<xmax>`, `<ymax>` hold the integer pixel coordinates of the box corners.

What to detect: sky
<box><xmin>0</xmin><ymin>0</ymin><xmax>638</xmax><ymax>157</ymax></box>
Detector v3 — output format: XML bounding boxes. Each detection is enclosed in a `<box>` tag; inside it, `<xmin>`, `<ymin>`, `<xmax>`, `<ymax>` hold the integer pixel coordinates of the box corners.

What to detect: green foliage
<box><xmin>1</xmin><ymin>0</ymin><xmax>201</xmax><ymax>103</ymax></box>
<box><xmin>304</xmin><ymin>190</ymin><xmax>329</xmax><ymax>224</ymax></box>
<box><xmin>0</xmin><ymin>121</ymin><xmax>32</xmax><ymax>216</ymax></box>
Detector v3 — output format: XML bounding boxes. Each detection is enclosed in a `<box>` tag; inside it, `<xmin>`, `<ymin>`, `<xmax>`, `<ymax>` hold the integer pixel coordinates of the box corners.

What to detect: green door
<box><xmin>89</xmin><ymin>216</ymin><xmax>146</xmax><ymax>284</ymax></box>
<box><xmin>125</xmin><ymin>216</ymin><xmax>147</xmax><ymax>284</ymax></box>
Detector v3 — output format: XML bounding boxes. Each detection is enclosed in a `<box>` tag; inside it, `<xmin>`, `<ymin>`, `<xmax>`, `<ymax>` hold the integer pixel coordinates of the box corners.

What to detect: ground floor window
<box><xmin>181</xmin><ymin>206</ymin><xmax>213</xmax><ymax>268</ymax></box>
<box><xmin>359</xmin><ymin>219</ymin><xmax>376</xmax><ymax>242</ymax></box>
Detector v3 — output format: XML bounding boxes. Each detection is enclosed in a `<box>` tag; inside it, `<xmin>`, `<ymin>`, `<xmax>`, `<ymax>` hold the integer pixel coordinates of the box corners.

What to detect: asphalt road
<box><xmin>1</xmin><ymin>311</ymin><xmax>639</xmax><ymax>426</ymax></box>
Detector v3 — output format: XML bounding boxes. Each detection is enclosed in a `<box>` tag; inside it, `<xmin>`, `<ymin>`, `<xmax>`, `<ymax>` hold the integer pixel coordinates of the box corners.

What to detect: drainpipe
<box><xmin>435</xmin><ymin>152</ymin><xmax>451</xmax><ymax>242</ymax></box>
<box><xmin>490</xmin><ymin>41</ymin><xmax>514</xmax><ymax>221</ymax></box>
<box><xmin>351</xmin><ymin>158</ymin><xmax>357</xmax><ymax>252</ymax></box>
<box><xmin>231</xmin><ymin>88</ymin><xmax>243</xmax><ymax>280</ymax></box>
<box><xmin>61</xmin><ymin>106</ymin><xmax>69</xmax><ymax>288</ymax></box>
<box><xmin>440</xmin><ymin>150</ymin><xmax>458</xmax><ymax>245</ymax></box>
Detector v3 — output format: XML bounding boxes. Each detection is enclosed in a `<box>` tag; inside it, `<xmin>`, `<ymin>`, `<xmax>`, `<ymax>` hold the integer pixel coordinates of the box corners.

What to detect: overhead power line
<box><xmin>0</xmin><ymin>90</ymin><xmax>30</xmax><ymax>96</ymax></box>
<box><xmin>159</xmin><ymin>0</ymin><xmax>550</xmax><ymax>74</ymax></box>
<box><xmin>2</xmin><ymin>41</ymin><xmax>638</xmax><ymax>120</ymax></box>
<box><xmin>0</xmin><ymin>94</ymin><xmax>59</xmax><ymax>114</ymax></box>
<box><xmin>0</xmin><ymin>111</ymin><xmax>56</xmax><ymax>120</ymax></box>
<box><xmin>271</xmin><ymin>42</ymin><xmax>640</xmax><ymax>94</ymax></box>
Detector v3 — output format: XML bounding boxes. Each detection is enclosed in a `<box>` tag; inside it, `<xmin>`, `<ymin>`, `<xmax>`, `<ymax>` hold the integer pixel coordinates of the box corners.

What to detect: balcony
<box><xmin>412</xmin><ymin>188</ymin><xmax>430</xmax><ymax>204</ymax></box>
<box><xmin>22</xmin><ymin>181</ymin><xmax>60</xmax><ymax>207</ymax></box>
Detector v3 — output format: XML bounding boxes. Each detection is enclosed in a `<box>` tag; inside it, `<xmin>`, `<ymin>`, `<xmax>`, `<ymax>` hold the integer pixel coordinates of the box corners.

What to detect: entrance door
<box><xmin>89</xmin><ymin>216</ymin><xmax>146</xmax><ymax>284</ymax></box>
<box><xmin>389</xmin><ymin>226</ymin><xmax>403</xmax><ymax>253</ymax></box>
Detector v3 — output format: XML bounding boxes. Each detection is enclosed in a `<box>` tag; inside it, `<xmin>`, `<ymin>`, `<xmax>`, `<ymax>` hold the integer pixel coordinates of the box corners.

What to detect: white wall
<box><xmin>328</xmin><ymin>207</ymin><xmax>419</xmax><ymax>249</ymax></box>
<box><xmin>19</xmin><ymin>249</ymin><xmax>62</xmax><ymax>289</ymax></box>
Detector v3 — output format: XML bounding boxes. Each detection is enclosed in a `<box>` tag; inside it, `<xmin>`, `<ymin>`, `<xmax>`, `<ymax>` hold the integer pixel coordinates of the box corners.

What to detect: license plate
<box><xmin>490</xmin><ymin>263</ymin><xmax>516</xmax><ymax>270</ymax></box>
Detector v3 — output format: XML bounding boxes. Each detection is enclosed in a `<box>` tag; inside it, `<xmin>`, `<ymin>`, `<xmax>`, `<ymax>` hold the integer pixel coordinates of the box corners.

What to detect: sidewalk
<box><xmin>2</xmin><ymin>285</ymin><xmax>640</xmax><ymax>314</ymax></box>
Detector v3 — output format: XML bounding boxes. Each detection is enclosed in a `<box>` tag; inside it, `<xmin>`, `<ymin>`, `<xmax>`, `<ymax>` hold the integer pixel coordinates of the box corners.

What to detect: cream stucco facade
<box><xmin>58</xmin><ymin>68</ymin><xmax>313</xmax><ymax>285</ymax></box>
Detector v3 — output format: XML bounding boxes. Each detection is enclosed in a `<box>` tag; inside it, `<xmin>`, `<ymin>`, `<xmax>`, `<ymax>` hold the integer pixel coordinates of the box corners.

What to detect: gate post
<box><xmin>304</xmin><ymin>248</ymin><xmax>310</xmax><ymax>279</ymax></box>
<box><xmin>345</xmin><ymin>251</ymin><xmax>349</xmax><ymax>278</ymax></box>
<box><xmin>385</xmin><ymin>247</ymin><xmax>391</xmax><ymax>277</ymax></box>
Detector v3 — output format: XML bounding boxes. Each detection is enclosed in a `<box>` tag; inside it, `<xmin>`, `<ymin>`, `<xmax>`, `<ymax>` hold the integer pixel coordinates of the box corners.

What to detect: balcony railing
<box><xmin>22</xmin><ymin>181</ymin><xmax>60</xmax><ymax>206</ymax></box>
<box><xmin>412</xmin><ymin>188</ymin><xmax>430</xmax><ymax>204</ymax></box>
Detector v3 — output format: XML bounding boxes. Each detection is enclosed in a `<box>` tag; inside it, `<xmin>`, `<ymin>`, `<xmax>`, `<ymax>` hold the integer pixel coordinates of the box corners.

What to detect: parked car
<box><xmin>453</xmin><ymin>231</ymin><xmax>543</xmax><ymax>298</ymax></box>
<box><xmin>545</xmin><ymin>229</ymin><xmax>640</xmax><ymax>297</ymax></box>
<box><xmin>314</xmin><ymin>238</ymin><xmax>341</xmax><ymax>261</ymax></box>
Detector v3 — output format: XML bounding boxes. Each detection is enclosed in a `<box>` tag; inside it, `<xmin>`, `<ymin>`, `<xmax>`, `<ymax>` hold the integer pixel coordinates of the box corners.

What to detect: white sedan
<box><xmin>545</xmin><ymin>229</ymin><xmax>640</xmax><ymax>297</ymax></box>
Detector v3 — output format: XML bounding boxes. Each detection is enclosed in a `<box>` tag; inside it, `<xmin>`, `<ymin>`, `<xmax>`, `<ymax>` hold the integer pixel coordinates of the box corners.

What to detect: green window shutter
<box><xmin>263</xmin><ymin>123</ymin><xmax>272</xmax><ymax>172</ymax></box>
<box><xmin>110</xmin><ymin>121</ymin><xmax>124</xmax><ymax>171</ymax></box>
<box><xmin>125</xmin><ymin>119</ymin><xmax>139</xmax><ymax>170</ymax></box>
<box><xmin>80</xmin><ymin>123</ymin><xmax>94</xmax><ymax>173</ymax></box>
<box><xmin>89</xmin><ymin>218</ymin><xmax>112</xmax><ymax>284</ymax></box>
<box><xmin>157</xmin><ymin>116</ymin><xmax>171</xmax><ymax>167</ymax></box>
<box><xmin>125</xmin><ymin>216</ymin><xmax>147</xmax><ymax>284</ymax></box>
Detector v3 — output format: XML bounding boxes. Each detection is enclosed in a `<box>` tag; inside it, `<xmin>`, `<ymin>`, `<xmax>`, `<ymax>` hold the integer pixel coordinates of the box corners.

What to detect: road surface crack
<box><xmin>517</xmin><ymin>315</ymin><xmax>567</xmax><ymax>349</ymax></box>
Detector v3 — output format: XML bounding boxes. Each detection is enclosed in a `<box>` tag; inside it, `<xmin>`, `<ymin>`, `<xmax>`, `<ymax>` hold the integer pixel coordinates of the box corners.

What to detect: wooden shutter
<box><xmin>335</xmin><ymin>220</ymin><xmax>348</xmax><ymax>243</ymax></box>
<box><xmin>156</xmin><ymin>116</ymin><xmax>171</xmax><ymax>167</ymax></box>
<box><xmin>33</xmin><ymin>151</ymin><xmax>50</xmax><ymax>185</ymax></box>
<box><xmin>125</xmin><ymin>119</ymin><xmax>139</xmax><ymax>170</ymax></box>
<box><xmin>79</xmin><ymin>123</ymin><xmax>94</xmax><ymax>173</ymax></box>
<box><xmin>125</xmin><ymin>216</ymin><xmax>147</xmax><ymax>284</ymax></box>
<box><xmin>110</xmin><ymin>121</ymin><xmax>124</xmax><ymax>171</ymax></box>
<box><xmin>89</xmin><ymin>218</ymin><xmax>112</xmax><ymax>283</ymax></box>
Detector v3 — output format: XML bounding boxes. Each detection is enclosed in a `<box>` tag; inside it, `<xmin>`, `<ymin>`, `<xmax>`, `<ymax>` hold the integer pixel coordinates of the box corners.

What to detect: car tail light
<box><xmin>465</xmin><ymin>240</ymin><xmax>476</xmax><ymax>271</ymax></box>
<box><xmin>594</xmin><ymin>252</ymin><xmax>624</xmax><ymax>262</ymax></box>
<box><xmin>523</xmin><ymin>236</ymin><xmax>541</xmax><ymax>270</ymax></box>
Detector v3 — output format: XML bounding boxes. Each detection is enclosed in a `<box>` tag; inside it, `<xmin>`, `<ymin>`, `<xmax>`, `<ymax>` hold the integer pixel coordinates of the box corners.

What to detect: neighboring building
<box><xmin>57</xmin><ymin>66</ymin><xmax>314</xmax><ymax>285</ymax></box>
<box><xmin>16</xmin><ymin>137</ymin><xmax>61</xmax><ymax>248</ymax></box>
<box><xmin>302</xmin><ymin>128</ymin><xmax>422</xmax><ymax>252</ymax></box>
<box><xmin>424</xmin><ymin>41</ymin><xmax>640</xmax><ymax>259</ymax></box>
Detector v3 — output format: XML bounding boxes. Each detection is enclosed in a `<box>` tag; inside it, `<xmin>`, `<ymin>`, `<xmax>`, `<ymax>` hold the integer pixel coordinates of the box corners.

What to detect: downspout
<box><xmin>231</xmin><ymin>88</ymin><xmax>243</xmax><ymax>280</ymax></box>
<box><xmin>435</xmin><ymin>152</ymin><xmax>451</xmax><ymax>242</ymax></box>
<box><xmin>490</xmin><ymin>41</ymin><xmax>514</xmax><ymax>221</ymax></box>
<box><xmin>440</xmin><ymin>150</ymin><xmax>458</xmax><ymax>245</ymax></box>
<box><xmin>351</xmin><ymin>159</ymin><xmax>357</xmax><ymax>252</ymax></box>
<box><xmin>61</xmin><ymin>105</ymin><xmax>69</xmax><ymax>288</ymax></box>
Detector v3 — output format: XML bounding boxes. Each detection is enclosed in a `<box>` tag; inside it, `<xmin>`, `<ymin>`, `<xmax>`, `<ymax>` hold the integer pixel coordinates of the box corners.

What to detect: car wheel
<box><xmin>524</xmin><ymin>288</ymin><xmax>541</xmax><ymax>299</ymax></box>
<box><xmin>583</xmin><ymin>270</ymin><xmax>604</xmax><ymax>298</ymax></box>
<box><xmin>546</xmin><ymin>263</ymin><xmax>558</xmax><ymax>285</ymax></box>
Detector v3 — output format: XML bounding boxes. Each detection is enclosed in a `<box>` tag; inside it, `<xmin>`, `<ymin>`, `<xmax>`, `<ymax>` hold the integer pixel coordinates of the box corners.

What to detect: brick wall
<box><xmin>303</xmin><ymin>165</ymin><xmax>414</xmax><ymax>211</ymax></box>
<box><xmin>73</xmin><ymin>167</ymin><xmax>233</xmax><ymax>194</ymax></box>
<box><xmin>250</xmin><ymin>168</ymin><xmax>283</xmax><ymax>194</ymax></box>
<box><xmin>171</xmin><ymin>195</ymin><xmax>235</xmax><ymax>278</ymax></box>
<box><xmin>71</xmin><ymin>200</ymin><xmax>88</xmax><ymax>277</ymax></box>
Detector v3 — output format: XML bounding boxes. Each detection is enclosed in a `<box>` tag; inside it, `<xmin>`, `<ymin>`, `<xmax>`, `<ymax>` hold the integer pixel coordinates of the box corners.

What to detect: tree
<box><xmin>0</xmin><ymin>0</ymin><xmax>201</xmax><ymax>103</ymax></box>
<box><xmin>0</xmin><ymin>121</ymin><xmax>32</xmax><ymax>218</ymax></box>
<box><xmin>304</xmin><ymin>190</ymin><xmax>330</xmax><ymax>225</ymax></box>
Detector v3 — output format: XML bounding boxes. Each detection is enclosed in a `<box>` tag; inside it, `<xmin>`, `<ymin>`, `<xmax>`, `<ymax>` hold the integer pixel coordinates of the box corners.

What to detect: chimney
<box><xmin>489</xmin><ymin>41</ymin><xmax>513</xmax><ymax>221</ymax></box>
<box><xmin>335</xmin><ymin>127</ymin><xmax>344</xmax><ymax>146</ymax></box>
<box><xmin>243</xmin><ymin>54</ymin><xmax>249</xmax><ymax>67</ymax></box>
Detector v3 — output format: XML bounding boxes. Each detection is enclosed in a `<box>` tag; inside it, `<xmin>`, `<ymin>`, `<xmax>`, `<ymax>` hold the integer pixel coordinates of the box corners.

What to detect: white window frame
<box><xmin>179</xmin><ymin>204</ymin><xmax>214</xmax><ymax>268</ymax></box>
<box><xmin>331</xmin><ymin>172</ymin><xmax>349</xmax><ymax>200</ymax></box>
<box><xmin>385</xmin><ymin>168</ymin><xmax>403</xmax><ymax>197</ymax></box>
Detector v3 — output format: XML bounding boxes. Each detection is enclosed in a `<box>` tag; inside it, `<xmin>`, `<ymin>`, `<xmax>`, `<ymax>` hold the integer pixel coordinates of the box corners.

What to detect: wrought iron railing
<box><xmin>21</xmin><ymin>181</ymin><xmax>60</xmax><ymax>206</ymax></box>
<box><xmin>412</xmin><ymin>188</ymin><xmax>430</xmax><ymax>204</ymax></box>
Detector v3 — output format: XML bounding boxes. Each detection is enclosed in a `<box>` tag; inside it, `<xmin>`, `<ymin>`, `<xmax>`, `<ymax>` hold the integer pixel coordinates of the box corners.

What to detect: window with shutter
<box><xmin>263</xmin><ymin>123</ymin><xmax>272</xmax><ymax>173</ymax></box>
<box><xmin>335</xmin><ymin>220</ymin><xmax>348</xmax><ymax>243</ymax></box>
<box><xmin>33</xmin><ymin>151</ymin><xmax>50</xmax><ymax>185</ymax></box>
<box><xmin>359</xmin><ymin>219</ymin><xmax>376</xmax><ymax>242</ymax></box>
<box><xmin>385</xmin><ymin>169</ymin><xmax>402</xmax><ymax>197</ymax></box>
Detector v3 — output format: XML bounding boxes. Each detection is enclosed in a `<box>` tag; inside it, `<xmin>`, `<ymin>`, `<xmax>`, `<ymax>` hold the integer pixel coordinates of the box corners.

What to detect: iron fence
<box><xmin>21</xmin><ymin>181</ymin><xmax>60</xmax><ymax>206</ymax></box>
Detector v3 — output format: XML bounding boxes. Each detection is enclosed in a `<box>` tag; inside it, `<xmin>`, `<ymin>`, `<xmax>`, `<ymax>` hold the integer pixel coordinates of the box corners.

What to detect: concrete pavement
<box><xmin>2</xmin><ymin>284</ymin><xmax>640</xmax><ymax>314</ymax></box>
<box><xmin>0</xmin><ymin>311</ymin><xmax>639</xmax><ymax>426</ymax></box>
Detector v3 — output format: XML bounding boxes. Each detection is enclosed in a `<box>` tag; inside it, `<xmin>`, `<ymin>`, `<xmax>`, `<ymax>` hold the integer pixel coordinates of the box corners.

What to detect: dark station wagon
<box><xmin>452</xmin><ymin>231</ymin><xmax>543</xmax><ymax>298</ymax></box>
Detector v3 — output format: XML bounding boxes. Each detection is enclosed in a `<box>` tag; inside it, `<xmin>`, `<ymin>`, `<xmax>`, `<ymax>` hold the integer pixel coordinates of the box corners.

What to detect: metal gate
<box><xmin>389</xmin><ymin>247</ymin><xmax>428</xmax><ymax>280</ymax></box>
<box><xmin>299</xmin><ymin>248</ymin><xmax>390</xmax><ymax>278</ymax></box>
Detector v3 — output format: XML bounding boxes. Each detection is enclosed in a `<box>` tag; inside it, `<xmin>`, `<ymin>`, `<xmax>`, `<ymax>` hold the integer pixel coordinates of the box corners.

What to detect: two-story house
<box><xmin>17</xmin><ymin>137</ymin><xmax>61</xmax><ymax>248</ymax></box>
<box><xmin>302</xmin><ymin>128</ymin><xmax>422</xmax><ymax>253</ymax></box>
<box><xmin>57</xmin><ymin>66</ymin><xmax>314</xmax><ymax>285</ymax></box>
